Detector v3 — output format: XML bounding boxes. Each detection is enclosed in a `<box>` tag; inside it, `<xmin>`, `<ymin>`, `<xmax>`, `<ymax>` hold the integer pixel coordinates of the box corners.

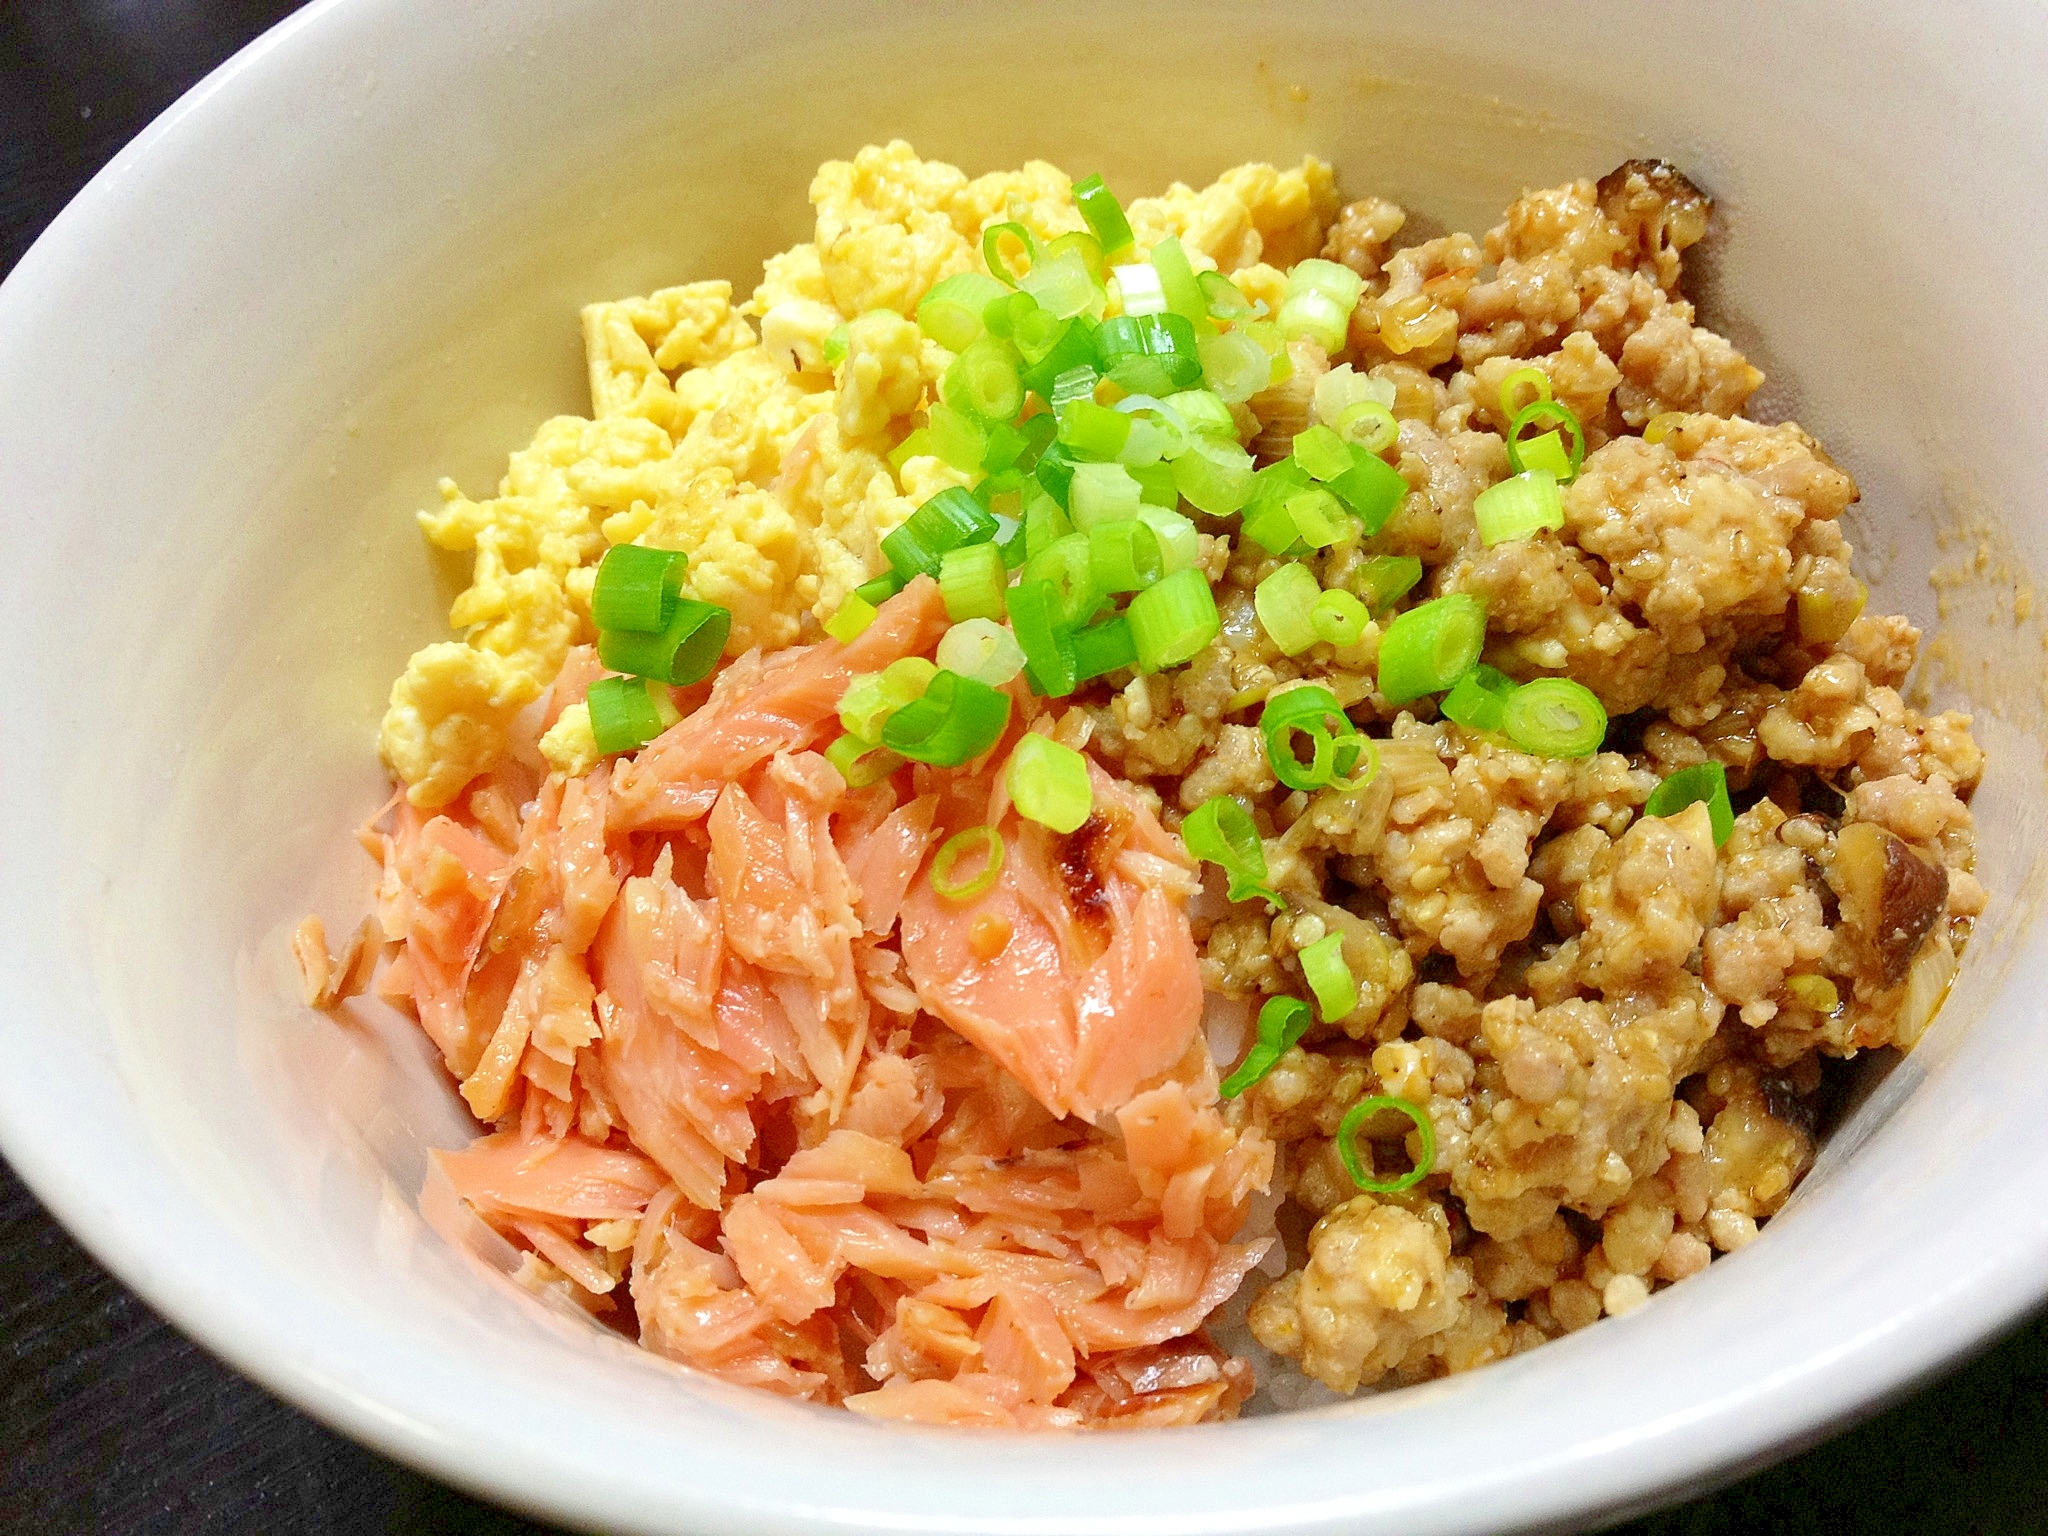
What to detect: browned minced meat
<box><xmin>1070</xmin><ymin>166</ymin><xmax>1984</xmax><ymax>1394</ymax></box>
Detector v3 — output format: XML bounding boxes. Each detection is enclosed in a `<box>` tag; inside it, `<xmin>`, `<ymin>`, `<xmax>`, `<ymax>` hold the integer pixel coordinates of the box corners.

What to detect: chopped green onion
<box><xmin>1506</xmin><ymin>399</ymin><xmax>1587</xmax><ymax>483</ymax></box>
<box><xmin>1644</xmin><ymin>411</ymin><xmax>1687</xmax><ymax>445</ymax></box>
<box><xmin>1089</xmin><ymin>518</ymin><xmax>1163</xmax><ymax>593</ymax></box>
<box><xmin>591</xmin><ymin>544</ymin><xmax>687</xmax><ymax>634</ymax></box>
<box><xmin>826</xmin><ymin>732</ymin><xmax>904</xmax><ymax>788</ymax></box>
<box><xmin>1439</xmin><ymin>663</ymin><xmax>1517</xmax><ymax>734</ymax></box>
<box><xmin>1239</xmin><ymin>508</ymin><xmax>1300</xmax><ymax>559</ymax></box>
<box><xmin>1047</xmin><ymin>362</ymin><xmax>1101</xmax><ymax>408</ymax></box>
<box><xmin>1474</xmin><ymin>469</ymin><xmax>1566</xmax><ymax>547</ymax></box>
<box><xmin>1260</xmin><ymin>685</ymin><xmax>1362</xmax><ymax>792</ymax></box>
<box><xmin>597</xmin><ymin>597</ymin><xmax>732</xmax><ymax>685</ymax></box>
<box><xmin>939</xmin><ymin>540</ymin><xmax>1008</xmax><ymax>622</ymax></box>
<box><xmin>1094</xmin><ymin>312</ymin><xmax>1203</xmax><ymax>396</ymax></box>
<box><xmin>1338</xmin><ymin>1096</ymin><xmax>1436</xmax><ymax>1194</ymax></box>
<box><xmin>1243</xmin><ymin>319</ymin><xmax>1292</xmax><ymax>381</ymax></box>
<box><xmin>1218</xmin><ymin>995</ymin><xmax>1313</xmax><ymax>1098</ymax></box>
<box><xmin>1376</xmin><ymin>593</ymin><xmax>1487</xmax><ymax>705</ymax></box>
<box><xmin>1501</xmin><ymin>676</ymin><xmax>1607</xmax><ymax>758</ymax></box>
<box><xmin>1278</xmin><ymin>258</ymin><xmax>1364</xmax><ymax>354</ymax></box>
<box><xmin>1058</xmin><ymin>398</ymin><xmax>1133</xmax><ymax>461</ymax></box>
<box><xmin>1498</xmin><ymin>365</ymin><xmax>1552</xmax><ymax>420</ymax></box>
<box><xmin>1034</xmin><ymin>440</ymin><xmax>1080</xmax><ymax>505</ymax></box>
<box><xmin>1130</xmin><ymin>460</ymin><xmax>1180</xmax><ymax>508</ymax></box>
<box><xmin>1171</xmin><ymin>436</ymin><xmax>1256</xmax><ymax>515</ymax></box>
<box><xmin>980</xmin><ymin>418</ymin><xmax>1029</xmax><ymax>476</ymax></box>
<box><xmin>1006</xmin><ymin>733</ymin><xmax>1095</xmax><ymax>834</ymax></box>
<box><xmin>1238</xmin><ymin>459</ymin><xmax>1315</xmax><ymax>553</ymax></box>
<box><xmin>882</xmin><ymin>486</ymin><xmax>1000</xmax><ymax>579</ymax></box>
<box><xmin>823</xmin><ymin>592</ymin><xmax>878</xmax><ymax>644</ymax></box>
<box><xmin>1163</xmin><ymin>389</ymin><xmax>1237</xmax><ymax>441</ymax></box>
<box><xmin>1127</xmin><ymin>567</ymin><xmax>1221</xmax><ymax>672</ymax></box>
<box><xmin>886</xmin><ymin>426</ymin><xmax>933</xmax><ymax>474</ymax></box>
<box><xmin>587</xmin><ymin>675</ymin><xmax>668</xmax><ymax>756</ymax></box>
<box><xmin>1313</xmin><ymin>363</ymin><xmax>1394</xmax><ymax>426</ymax></box>
<box><xmin>838</xmin><ymin>656</ymin><xmax>937</xmax><ymax>741</ymax></box>
<box><xmin>855</xmin><ymin>569</ymin><xmax>907</xmax><ymax>607</ymax></box>
<box><xmin>1298</xmin><ymin>932</ymin><xmax>1359</xmax><ymax>1022</ymax></box>
<box><xmin>1255</xmin><ymin>562</ymin><xmax>1324</xmax><ymax>656</ymax></box>
<box><xmin>1020</xmin><ymin>247</ymin><xmax>1101</xmax><ymax>320</ymax></box>
<box><xmin>936</xmin><ymin>617</ymin><xmax>1027</xmax><ymax>687</ymax></box>
<box><xmin>1113</xmin><ymin>262</ymin><xmax>1168</xmax><ymax>317</ymax></box>
<box><xmin>983</xmin><ymin>288</ymin><xmax>1039</xmax><ymax>340</ymax></box>
<box><xmin>1336</xmin><ymin>400</ymin><xmax>1399</xmax><ymax>455</ymax></box>
<box><xmin>1247</xmin><ymin>456</ymin><xmax>1310</xmax><ymax>508</ymax></box>
<box><xmin>1072</xmin><ymin>613</ymin><xmax>1138</xmax><ymax>680</ymax></box>
<box><xmin>1116</xmin><ymin>416</ymin><xmax>1169</xmax><ymax>467</ymax></box>
<box><xmin>917</xmin><ymin>271</ymin><xmax>1009</xmax><ymax>351</ymax></box>
<box><xmin>1148</xmin><ymin>236</ymin><xmax>1208</xmax><ymax>325</ymax></box>
<box><xmin>1011</xmin><ymin>304</ymin><xmax>1066</xmax><ymax>363</ymax></box>
<box><xmin>1114</xmin><ymin>394</ymin><xmax>1190</xmax><ymax>459</ymax></box>
<box><xmin>1046</xmin><ymin>230</ymin><xmax>1108</xmax><ymax>285</ymax></box>
<box><xmin>1180</xmin><ymin>795</ymin><xmax>1282</xmax><ymax>909</ymax></box>
<box><xmin>1019</xmin><ymin>315</ymin><xmax>1100</xmax><ymax>396</ymax></box>
<box><xmin>1015</xmin><ymin>410</ymin><xmax>1059</xmax><ymax>470</ymax></box>
<box><xmin>1349</xmin><ymin>555</ymin><xmax>1423</xmax><ymax>615</ymax></box>
<box><xmin>1513</xmin><ymin>431</ymin><xmax>1574</xmax><ymax>480</ymax></box>
<box><xmin>926</xmin><ymin>404</ymin><xmax>987</xmax><ymax>472</ymax></box>
<box><xmin>1007</xmin><ymin>578</ymin><xmax>1079</xmax><ymax>697</ymax></box>
<box><xmin>1197</xmin><ymin>270</ymin><xmax>1255</xmax><ymax>322</ymax></box>
<box><xmin>1310</xmin><ymin>588</ymin><xmax>1370</xmax><ymax>647</ymax></box>
<box><xmin>1786</xmin><ymin>973</ymin><xmax>1840</xmax><ymax>1014</ymax></box>
<box><xmin>1196</xmin><ymin>328</ymin><xmax>1272</xmax><ymax>404</ymax></box>
<box><xmin>1022</xmin><ymin>486</ymin><xmax>1074</xmax><ymax>560</ymax></box>
<box><xmin>997</xmin><ymin>515</ymin><xmax>1029</xmax><ymax>570</ymax></box>
<box><xmin>1291</xmin><ymin>424</ymin><xmax>1353</xmax><ymax>483</ymax></box>
<box><xmin>823</xmin><ymin>325</ymin><xmax>850</xmax><ymax>366</ymax></box>
<box><xmin>1644</xmin><ymin>760</ymin><xmax>1735</xmax><ymax>847</ymax></box>
<box><xmin>1067</xmin><ymin>460</ymin><xmax>1143</xmax><ymax>529</ymax></box>
<box><xmin>1021</xmin><ymin>531</ymin><xmax>1100</xmax><ymax>627</ymax></box>
<box><xmin>983</xmin><ymin>221</ymin><xmax>1040</xmax><ymax>287</ymax></box>
<box><xmin>1285</xmin><ymin>488</ymin><xmax>1352</xmax><ymax>549</ymax></box>
<box><xmin>881</xmin><ymin>669</ymin><xmax>1013</xmax><ymax>767</ymax></box>
<box><xmin>1324</xmin><ymin>444</ymin><xmax>1409</xmax><ymax>535</ymax></box>
<box><xmin>1798</xmin><ymin>578</ymin><xmax>1868</xmax><ymax>646</ymax></box>
<box><xmin>930</xmin><ymin>825</ymin><xmax>1005</xmax><ymax>902</ymax></box>
<box><xmin>1135</xmin><ymin>505</ymin><xmax>1200</xmax><ymax>573</ymax></box>
<box><xmin>1072</xmin><ymin>174</ymin><xmax>1135</xmax><ymax>261</ymax></box>
<box><xmin>943</xmin><ymin>337</ymin><xmax>1025</xmax><ymax>424</ymax></box>
<box><xmin>1331</xmin><ymin>733</ymin><xmax>1380</xmax><ymax>792</ymax></box>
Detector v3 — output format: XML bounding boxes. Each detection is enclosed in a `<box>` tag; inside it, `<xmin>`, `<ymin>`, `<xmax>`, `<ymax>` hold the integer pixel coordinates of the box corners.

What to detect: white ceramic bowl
<box><xmin>5</xmin><ymin>2</ymin><xmax>2047</xmax><ymax>1531</ymax></box>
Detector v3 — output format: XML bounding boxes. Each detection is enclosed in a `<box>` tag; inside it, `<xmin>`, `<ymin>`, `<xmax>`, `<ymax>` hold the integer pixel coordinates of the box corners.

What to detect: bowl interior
<box><xmin>4</xmin><ymin>2</ymin><xmax>2048</xmax><ymax>1533</ymax></box>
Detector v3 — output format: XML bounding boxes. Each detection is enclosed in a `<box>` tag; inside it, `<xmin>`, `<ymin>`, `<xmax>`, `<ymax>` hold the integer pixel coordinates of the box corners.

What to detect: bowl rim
<box><xmin>5</xmin><ymin>2</ymin><xmax>2048</xmax><ymax>1533</ymax></box>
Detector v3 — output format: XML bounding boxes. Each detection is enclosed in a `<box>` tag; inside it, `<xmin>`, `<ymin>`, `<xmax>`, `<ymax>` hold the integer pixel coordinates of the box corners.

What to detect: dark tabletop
<box><xmin>6</xmin><ymin>5</ymin><xmax>2048</xmax><ymax>1534</ymax></box>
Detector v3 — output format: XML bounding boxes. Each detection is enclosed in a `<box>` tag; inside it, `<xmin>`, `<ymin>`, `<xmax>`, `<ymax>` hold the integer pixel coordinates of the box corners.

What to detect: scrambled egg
<box><xmin>379</xmin><ymin>143</ymin><xmax>1341</xmax><ymax>806</ymax></box>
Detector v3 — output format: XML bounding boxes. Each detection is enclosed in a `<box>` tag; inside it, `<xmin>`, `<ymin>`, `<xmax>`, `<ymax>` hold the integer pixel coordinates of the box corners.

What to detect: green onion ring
<box><xmin>1337</xmin><ymin>1096</ymin><xmax>1437</xmax><ymax>1194</ymax></box>
<box><xmin>1505</xmin><ymin>398</ymin><xmax>1586</xmax><ymax>483</ymax></box>
<box><xmin>930</xmin><ymin>825</ymin><xmax>1005</xmax><ymax>902</ymax></box>
<box><xmin>982</xmin><ymin>221</ymin><xmax>1040</xmax><ymax>287</ymax></box>
<box><xmin>1497</xmin><ymin>365</ymin><xmax>1553</xmax><ymax>422</ymax></box>
<box><xmin>1260</xmin><ymin>684</ymin><xmax>1365</xmax><ymax>793</ymax></box>
<box><xmin>1501</xmin><ymin>676</ymin><xmax>1607</xmax><ymax>759</ymax></box>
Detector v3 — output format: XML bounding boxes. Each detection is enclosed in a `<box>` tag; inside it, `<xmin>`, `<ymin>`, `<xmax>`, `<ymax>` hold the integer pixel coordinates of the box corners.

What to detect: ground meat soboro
<box><xmin>1087</xmin><ymin>161</ymin><xmax>1984</xmax><ymax>1395</ymax></box>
